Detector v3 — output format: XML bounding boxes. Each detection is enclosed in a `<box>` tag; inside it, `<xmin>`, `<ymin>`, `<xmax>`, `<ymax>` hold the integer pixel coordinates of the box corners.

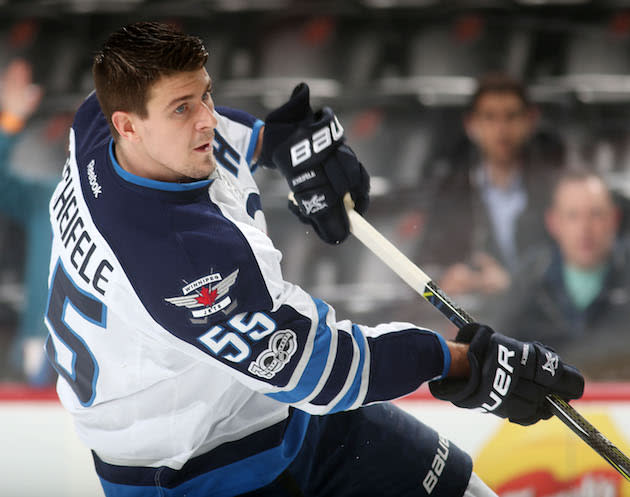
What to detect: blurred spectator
<box><xmin>0</xmin><ymin>214</ymin><xmax>22</xmax><ymax>379</ymax></box>
<box><xmin>419</xmin><ymin>73</ymin><xmax>564</xmax><ymax>298</ymax></box>
<box><xmin>496</xmin><ymin>169</ymin><xmax>630</xmax><ymax>380</ymax></box>
<box><xmin>0</xmin><ymin>59</ymin><xmax>57</xmax><ymax>384</ymax></box>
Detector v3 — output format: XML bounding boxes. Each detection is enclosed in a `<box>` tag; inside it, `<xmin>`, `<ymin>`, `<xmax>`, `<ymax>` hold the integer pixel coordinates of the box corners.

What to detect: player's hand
<box><xmin>1</xmin><ymin>59</ymin><xmax>43</xmax><ymax>120</ymax></box>
<box><xmin>429</xmin><ymin>323</ymin><xmax>584</xmax><ymax>426</ymax></box>
<box><xmin>259</xmin><ymin>83</ymin><xmax>369</xmax><ymax>244</ymax></box>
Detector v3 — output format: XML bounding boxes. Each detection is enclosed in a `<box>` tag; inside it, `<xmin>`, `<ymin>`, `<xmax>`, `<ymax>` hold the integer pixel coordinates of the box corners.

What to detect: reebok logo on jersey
<box><xmin>165</xmin><ymin>269</ymin><xmax>239</xmax><ymax>318</ymax></box>
<box><xmin>248</xmin><ymin>330</ymin><xmax>297</xmax><ymax>379</ymax></box>
<box><xmin>87</xmin><ymin>160</ymin><xmax>102</xmax><ymax>198</ymax></box>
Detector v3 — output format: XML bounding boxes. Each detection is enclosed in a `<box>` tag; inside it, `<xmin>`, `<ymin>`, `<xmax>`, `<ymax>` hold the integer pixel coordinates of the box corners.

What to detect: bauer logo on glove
<box><xmin>479</xmin><ymin>343</ymin><xmax>516</xmax><ymax>413</ymax></box>
<box><xmin>289</xmin><ymin>114</ymin><xmax>344</xmax><ymax>167</ymax></box>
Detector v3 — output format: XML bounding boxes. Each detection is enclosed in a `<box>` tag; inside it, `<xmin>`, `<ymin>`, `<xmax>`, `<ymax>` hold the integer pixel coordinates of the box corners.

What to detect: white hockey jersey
<box><xmin>45</xmin><ymin>93</ymin><xmax>451</xmax><ymax>496</ymax></box>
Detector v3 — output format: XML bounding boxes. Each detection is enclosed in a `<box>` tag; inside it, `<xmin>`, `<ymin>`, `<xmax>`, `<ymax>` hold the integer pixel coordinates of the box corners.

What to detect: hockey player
<box><xmin>45</xmin><ymin>22</ymin><xmax>584</xmax><ymax>497</ymax></box>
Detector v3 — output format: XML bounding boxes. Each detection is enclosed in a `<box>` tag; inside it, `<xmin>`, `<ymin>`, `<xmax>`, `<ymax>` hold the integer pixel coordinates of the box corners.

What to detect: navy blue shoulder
<box><xmin>73</xmin><ymin>92</ymin><xmax>111</xmax><ymax>158</ymax></box>
<box><xmin>216</xmin><ymin>106</ymin><xmax>258</xmax><ymax>128</ymax></box>
<box><xmin>69</xmin><ymin>95</ymin><xmax>273</xmax><ymax>352</ymax></box>
<box><xmin>91</xmin><ymin>167</ymin><xmax>273</xmax><ymax>345</ymax></box>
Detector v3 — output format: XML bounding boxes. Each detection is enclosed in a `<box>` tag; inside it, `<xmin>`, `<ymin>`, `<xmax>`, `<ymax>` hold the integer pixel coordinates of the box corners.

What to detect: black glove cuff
<box><xmin>455</xmin><ymin>322</ymin><xmax>486</xmax><ymax>344</ymax></box>
<box><xmin>429</xmin><ymin>324</ymin><xmax>493</xmax><ymax>402</ymax></box>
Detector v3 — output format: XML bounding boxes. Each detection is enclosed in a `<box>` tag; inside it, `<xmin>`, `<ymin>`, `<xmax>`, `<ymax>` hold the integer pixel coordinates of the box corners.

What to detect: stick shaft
<box><xmin>345</xmin><ymin>207</ymin><xmax>630</xmax><ymax>481</ymax></box>
<box><xmin>345</xmin><ymin>209</ymin><xmax>473</xmax><ymax>327</ymax></box>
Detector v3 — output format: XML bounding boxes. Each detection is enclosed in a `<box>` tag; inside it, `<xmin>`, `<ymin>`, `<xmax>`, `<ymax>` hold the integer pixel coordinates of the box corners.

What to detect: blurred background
<box><xmin>3</xmin><ymin>0</ymin><xmax>630</xmax><ymax>380</ymax></box>
<box><xmin>2</xmin><ymin>0</ymin><xmax>630</xmax><ymax>495</ymax></box>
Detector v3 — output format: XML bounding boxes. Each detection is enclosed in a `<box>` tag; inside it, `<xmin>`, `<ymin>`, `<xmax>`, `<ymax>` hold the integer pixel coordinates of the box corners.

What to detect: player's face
<box><xmin>134</xmin><ymin>68</ymin><xmax>218</xmax><ymax>182</ymax></box>
<box><xmin>546</xmin><ymin>178</ymin><xmax>619</xmax><ymax>269</ymax></box>
<box><xmin>467</xmin><ymin>93</ymin><xmax>535</xmax><ymax>167</ymax></box>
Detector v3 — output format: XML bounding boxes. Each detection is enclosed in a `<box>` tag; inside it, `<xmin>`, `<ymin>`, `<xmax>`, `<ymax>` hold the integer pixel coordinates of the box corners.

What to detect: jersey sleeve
<box><xmin>237</xmin><ymin>223</ymin><xmax>451</xmax><ymax>414</ymax></box>
<box><xmin>141</xmin><ymin>218</ymin><xmax>450</xmax><ymax>416</ymax></box>
<box><xmin>215</xmin><ymin>107</ymin><xmax>264</xmax><ymax>170</ymax></box>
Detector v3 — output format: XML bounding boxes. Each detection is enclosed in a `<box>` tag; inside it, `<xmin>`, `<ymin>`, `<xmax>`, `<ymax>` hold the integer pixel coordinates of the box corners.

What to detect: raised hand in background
<box><xmin>0</xmin><ymin>58</ymin><xmax>43</xmax><ymax>131</ymax></box>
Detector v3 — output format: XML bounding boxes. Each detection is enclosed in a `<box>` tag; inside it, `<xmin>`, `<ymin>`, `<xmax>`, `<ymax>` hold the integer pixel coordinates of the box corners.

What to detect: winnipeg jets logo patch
<box><xmin>165</xmin><ymin>269</ymin><xmax>239</xmax><ymax>318</ymax></box>
<box><xmin>542</xmin><ymin>351</ymin><xmax>559</xmax><ymax>376</ymax></box>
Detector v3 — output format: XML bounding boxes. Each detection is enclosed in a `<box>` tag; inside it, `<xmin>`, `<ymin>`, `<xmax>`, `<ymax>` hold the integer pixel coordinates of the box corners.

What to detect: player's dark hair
<box><xmin>468</xmin><ymin>72</ymin><xmax>531</xmax><ymax>113</ymax></box>
<box><xmin>93</xmin><ymin>21</ymin><xmax>209</xmax><ymax>139</ymax></box>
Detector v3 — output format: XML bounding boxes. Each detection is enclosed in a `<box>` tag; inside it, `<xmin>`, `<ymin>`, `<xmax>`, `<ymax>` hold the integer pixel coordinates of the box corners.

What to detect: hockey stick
<box><xmin>340</xmin><ymin>196</ymin><xmax>630</xmax><ymax>481</ymax></box>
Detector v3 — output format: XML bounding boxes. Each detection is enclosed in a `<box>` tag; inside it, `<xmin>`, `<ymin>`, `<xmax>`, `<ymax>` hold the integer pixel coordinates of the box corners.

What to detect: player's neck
<box><xmin>113</xmin><ymin>140</ymin><xmax>176</xmax><ymax>183</ymax></box>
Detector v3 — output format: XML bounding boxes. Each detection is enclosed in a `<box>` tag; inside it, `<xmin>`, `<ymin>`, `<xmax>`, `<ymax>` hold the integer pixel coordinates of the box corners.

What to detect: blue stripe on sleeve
<box><xmin>330</xmin><ymin>324</ymin><xmax>366</xmax><ymax>413</ymax></box>
<box><xmin>266</xmin><ymin>298</ymin><xmax>332</xmax><ymax>403</ymax></box>
<box><xmin>246</xmin><ymin>119</ymin><xmax>264</xmax><ymax>167</ymax></box>
<box><xmin>309</xmin><ymin>332</ymin><xmax>352</xmax><ymax>406</ymax></box>
<box><xmin>436</xmin><ymin>333</ymin><xmax>451</xmax><ymax>379</ymax></box>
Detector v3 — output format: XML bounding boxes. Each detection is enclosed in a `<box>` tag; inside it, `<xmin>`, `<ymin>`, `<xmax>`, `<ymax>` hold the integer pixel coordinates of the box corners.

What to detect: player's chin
<box><xmin>191</xmin><ymin>154</ymin><xmax>217</xmax><ymax>179</ymax></box>
<box><xmin>206</xmin><ymin>154</ymin><xmax>218</xmax><ymax>175</ymax></box>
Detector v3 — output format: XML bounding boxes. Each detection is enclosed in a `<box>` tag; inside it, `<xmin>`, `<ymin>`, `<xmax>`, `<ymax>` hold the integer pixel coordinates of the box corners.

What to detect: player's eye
<box><xmin>175</xmin><ymin>103</ymin><xmax>188</xmax><ymax>115</ymax></box>
<box><xmin>202</xmin><ymin>90</ymin><xmax>211</xmax><ymax>102</ymax></box>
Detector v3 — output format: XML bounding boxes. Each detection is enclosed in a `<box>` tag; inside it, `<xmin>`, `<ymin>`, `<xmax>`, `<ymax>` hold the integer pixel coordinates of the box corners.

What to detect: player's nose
<box><xmin>196</xmin><ymin>102</ymin><xmax>218</xmax><ymax>132</ymax></box>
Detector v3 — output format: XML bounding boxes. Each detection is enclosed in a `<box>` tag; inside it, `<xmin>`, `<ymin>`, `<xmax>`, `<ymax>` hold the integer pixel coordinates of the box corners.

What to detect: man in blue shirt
<box><xmin>497</xmin><ymin>169</ymin><xmax>630</xmax><ymax>379</ymax></box>
<box><xmin>421</xmin><ymin>73</ymin><xmax>563</xmax><ymax>298</ymax></box>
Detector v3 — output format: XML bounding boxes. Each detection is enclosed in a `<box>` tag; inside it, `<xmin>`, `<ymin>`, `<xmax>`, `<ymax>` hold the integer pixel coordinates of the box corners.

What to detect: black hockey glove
<box><xmin>429</xmin><ymin>323</ymin><xmax>584</xmax><ymax>426</ymax></box>
<box><xmin>259</xmin><ymin>83</ymin><xmax>370</xmax><ymax>244</ymax></box>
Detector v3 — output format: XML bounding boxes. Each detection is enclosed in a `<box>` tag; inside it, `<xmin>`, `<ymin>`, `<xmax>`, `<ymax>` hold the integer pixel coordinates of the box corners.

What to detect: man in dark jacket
<box><xmin>496</xmin><ymin>169</ymin><xmax>630</xmax><ymax>379</ymax></box>
<box><xmin>420</xmin><ymin>73</ymin><xmax>563</xmax><ymax>297</ymax></box>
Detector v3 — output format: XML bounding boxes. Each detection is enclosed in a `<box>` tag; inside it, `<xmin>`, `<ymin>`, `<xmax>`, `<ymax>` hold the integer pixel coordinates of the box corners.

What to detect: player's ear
<box><xmin>112</xmin><ymin>111</ymin><xmax>139</xmax><ymax>142</ymax></box>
